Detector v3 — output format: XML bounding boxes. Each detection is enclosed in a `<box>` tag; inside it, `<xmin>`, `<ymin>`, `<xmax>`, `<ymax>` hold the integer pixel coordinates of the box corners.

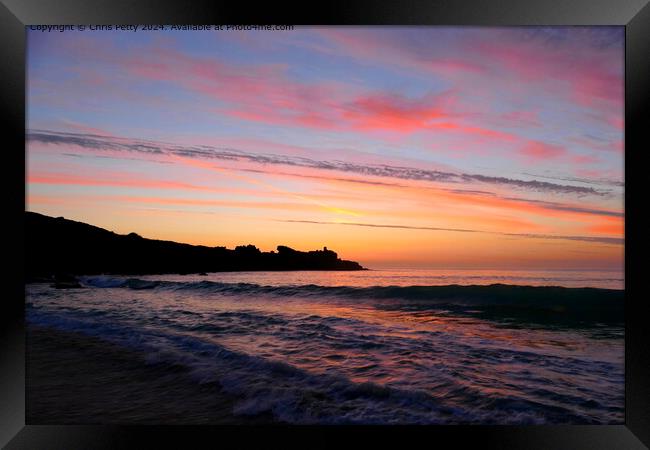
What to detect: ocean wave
<box><xmin>77</xmin><ymin>276</ymin><xmax>624</xmax><ymax>326</ymax></box>
<box><xmin>27</xmin><ymin>308</ymin><xmax>617</xmax><ymax>424</ymax></box>
<box><xmin>79</xmin><ymin>275</ymin><xmax>622</xmax><ymax>299</ymax></box>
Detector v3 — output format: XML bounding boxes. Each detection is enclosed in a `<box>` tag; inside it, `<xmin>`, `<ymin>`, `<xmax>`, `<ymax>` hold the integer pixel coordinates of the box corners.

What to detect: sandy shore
<box><xmin>26</xmin><ymin>325</ymin><xmax>276</xmax><ymax>424</ymax></box>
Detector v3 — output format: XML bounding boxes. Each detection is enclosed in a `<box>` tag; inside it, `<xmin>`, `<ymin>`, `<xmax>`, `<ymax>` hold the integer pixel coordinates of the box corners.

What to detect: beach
<box><xmin>27</xmin><ymin>325</ymin><xmax>274</xmax><ymax>424</ymax></box>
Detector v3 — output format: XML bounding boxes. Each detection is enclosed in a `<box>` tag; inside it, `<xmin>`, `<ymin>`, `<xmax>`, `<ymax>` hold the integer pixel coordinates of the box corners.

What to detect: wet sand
<box><xmin>26</xmin><ymin>325</ymin><xmax>276</xmax><ymax>424</ymax></box>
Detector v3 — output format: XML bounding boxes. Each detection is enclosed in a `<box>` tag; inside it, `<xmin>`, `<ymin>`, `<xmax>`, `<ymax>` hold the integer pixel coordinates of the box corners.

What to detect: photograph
<box><xmin>24</xmin><ymin>26</ymin><xmax>626</xmax><ymax>426</ymax></box>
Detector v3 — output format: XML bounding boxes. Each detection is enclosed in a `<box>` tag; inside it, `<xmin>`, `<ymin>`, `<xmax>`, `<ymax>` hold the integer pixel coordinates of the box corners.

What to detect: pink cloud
<box><xmin>119</xmin><ymin>45</ymin><xmax>349</xmax><ymax>131</ymax></box>
<box><xmin>28</xmin><ymin>171</ymin><xmax>270</xmax><ymax>197</ymax></box>
<box><xmin>519</xmin><ymin>141</ymin><xmax>567</xmax><ymax>160</ymax></box>
<box><xmin>343</xmin><ymin>93</ymin><xmax>448</xmax><ymax>132</ymax></box>
<box><xmin>113</xmin><ymin>43</ymin><xmax>526</xmax><ymax>141</ymax></box>
<box><xmin>430</xmin><ymin>122</ymin><xmax>516</xmax><ymax>142</ymax></box>
<box><xmin>470</xmin><ymin>34</ymin><xmax>623</xmax><ymax>124</ymax></box>
<box><xmin>571</xmin><ymin>154</ymin><xmax>601</xmax><ymax>165</ymax></box>
<box><xmin>610</xmin><ymin>117</ymin><xmax>624</xmax><ymax>130</ymax></box>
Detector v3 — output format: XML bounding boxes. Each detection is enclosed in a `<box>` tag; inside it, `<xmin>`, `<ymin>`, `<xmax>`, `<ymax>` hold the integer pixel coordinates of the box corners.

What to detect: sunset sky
<box><xmin>26</xmin><ymin>26</ymin><xmax>624</xmax><ymax>270</ymax></box>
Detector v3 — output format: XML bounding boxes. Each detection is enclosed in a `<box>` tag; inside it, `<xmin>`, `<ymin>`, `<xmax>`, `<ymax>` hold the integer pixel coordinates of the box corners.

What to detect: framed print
<box><xmin>2</xmin><ymin>0</ymin><xmax>649</xmax><ymax>448</ymax></box>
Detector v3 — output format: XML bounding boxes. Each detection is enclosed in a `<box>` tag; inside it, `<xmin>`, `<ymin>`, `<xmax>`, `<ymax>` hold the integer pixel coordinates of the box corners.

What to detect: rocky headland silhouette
<box><xmin>26</xmin><ymin>211</ymin><xmax>365</xmax><ymax>282</ymax></box>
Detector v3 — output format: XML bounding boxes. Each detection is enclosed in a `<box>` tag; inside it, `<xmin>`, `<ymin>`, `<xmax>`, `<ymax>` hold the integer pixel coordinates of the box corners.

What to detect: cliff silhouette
<box><xmin>25</xmin><ymin>212</ymin><xmax>365</xmax><ymax>280</ymax></box>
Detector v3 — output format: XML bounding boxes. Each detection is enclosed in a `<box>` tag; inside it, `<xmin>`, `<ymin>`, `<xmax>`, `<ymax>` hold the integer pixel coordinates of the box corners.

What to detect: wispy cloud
<box><xmin>281</xmin><ymin>219</ymin><xmax>623</xmax><ymax>245</ymax></box>
<box><xmin>62</xmin><ymin>153</ymin><xmax>172</xmax><ymax>164</ymax></box>
<box><xmin>28</xmin><ymin>129</ymin><xmax>609</xmax><ymax>197</ymax></box>
<box><xmin>522</xmin><ymin>172</ymin><xmax>624</xmax><ymax>188</ymax></box>
<box><xmin>501</xmin><ymin>197</ymin><xmax>623</xmax><ymax>218</ymax></box>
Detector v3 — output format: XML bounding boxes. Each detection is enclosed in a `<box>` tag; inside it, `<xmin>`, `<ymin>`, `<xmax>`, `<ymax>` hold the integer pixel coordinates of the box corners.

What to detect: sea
<box><xmin>25</xmin><ymin>268</ymin><xmax>625</xmax><ymax>424</ymax></box>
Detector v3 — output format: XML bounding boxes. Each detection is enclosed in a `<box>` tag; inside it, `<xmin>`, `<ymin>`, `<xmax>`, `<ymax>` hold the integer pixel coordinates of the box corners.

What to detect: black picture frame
<box><xmin>2</xmin><ymin>1</ymin><xmax>648</xmax><ymax>448</ymax></box>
